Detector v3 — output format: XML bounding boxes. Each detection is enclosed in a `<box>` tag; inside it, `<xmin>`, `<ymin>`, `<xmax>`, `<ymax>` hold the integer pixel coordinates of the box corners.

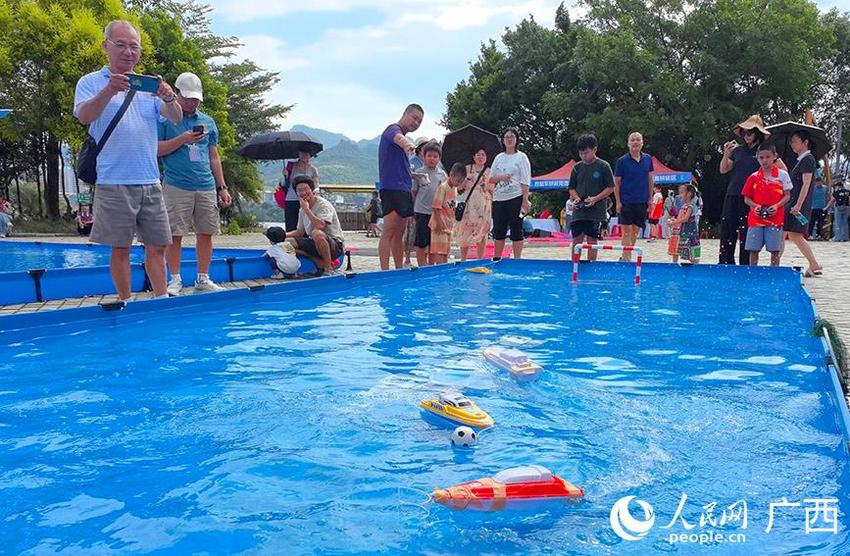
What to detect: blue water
<box><xmin>1</xmin><ymin>261</ymin><xmax>848</xmax><ymax>554</ymax></box>
<box><xmin>0</xmin><ymin>242</ymin><xmax>265</xmax><ymax>273</ymax></box>
<box><xmin>0</xmin><ymin>242</ymin><xmax>145</xmax><ymax>272</ymax></box>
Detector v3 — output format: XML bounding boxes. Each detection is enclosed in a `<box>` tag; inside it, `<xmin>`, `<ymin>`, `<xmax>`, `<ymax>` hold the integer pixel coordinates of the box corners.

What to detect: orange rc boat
<box><xmin>434</xmin><ymin>465</ymin><xmax>584</xmax><ymax>511</ymax></box>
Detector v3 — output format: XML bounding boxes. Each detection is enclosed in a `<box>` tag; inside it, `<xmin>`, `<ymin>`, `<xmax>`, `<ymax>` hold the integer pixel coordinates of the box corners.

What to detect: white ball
<box><xmin>451</xmin><ymin>426</ymin><xmax>477</xmax><ymax>447</ymax></box>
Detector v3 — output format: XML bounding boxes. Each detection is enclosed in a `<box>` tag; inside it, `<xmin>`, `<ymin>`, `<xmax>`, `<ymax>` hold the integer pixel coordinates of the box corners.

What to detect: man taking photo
<box><xmin>157</xmin><ymin>72</ymin><xmax>232</xmax><ymax>295</ymax></box>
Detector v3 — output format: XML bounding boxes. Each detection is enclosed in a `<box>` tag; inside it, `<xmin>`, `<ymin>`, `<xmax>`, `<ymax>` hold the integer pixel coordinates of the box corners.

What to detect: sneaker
<box><xmin>166</xmin><ymin>276</ymin><xmax>183</xmax><ymax>297</ymax></box>
<box><xmin>195</xmin><ymin>275</ymin><xmax>224</xmax><ymax>292</ymax></box>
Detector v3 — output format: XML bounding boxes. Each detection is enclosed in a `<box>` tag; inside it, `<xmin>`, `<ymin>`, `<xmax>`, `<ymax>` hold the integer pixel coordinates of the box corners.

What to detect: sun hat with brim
<box><xmin>732</xmin><ymin>114</ymin><xmax>770</xmax><ymax>138</ymax></box>
<box><xmin>414</xmin><ymin>136</ymin><xmax>435</xmax><ymax>151</ymax></box>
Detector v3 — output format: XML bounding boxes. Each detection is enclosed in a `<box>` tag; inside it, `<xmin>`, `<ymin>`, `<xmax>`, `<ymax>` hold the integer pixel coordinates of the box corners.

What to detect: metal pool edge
<box><xmin>802</xmin><ymin>281</ymin><xmax>850</xmax><ymax>448</ymax></box>
<box><xmin>0</xmin><ymin>241</ymin><xmax>271</xmax><ymax>304</ymax></box>
<box><xmin>0</xmin><ymin>259</ymin><xmax>491</xmax><ymax>335</ymax></box>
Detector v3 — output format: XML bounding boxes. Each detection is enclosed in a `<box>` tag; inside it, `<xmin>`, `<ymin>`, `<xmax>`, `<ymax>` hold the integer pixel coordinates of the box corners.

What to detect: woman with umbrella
<box><xmin>782</xmin><ymin>130</ymin><xmax>823</xmax><ymax>276</ymax></box>
<box><xmin>239</xmin><ymin>130</ymin><xmax>323</xmax><ymax>232</ymax></box>
<box><xmin>280</xmin><ymin>149</ymin><xmax>320</xmax><ymax>232</ymax></box>
<box><xmin>441</xmin><ymin>124</ymin><xmax>502</xmax><ymax>260</ymax></box>
<box><xmin>455</xmin><ymin>147</ymin><xmax>494</xmax><ymax>260</ymax></box>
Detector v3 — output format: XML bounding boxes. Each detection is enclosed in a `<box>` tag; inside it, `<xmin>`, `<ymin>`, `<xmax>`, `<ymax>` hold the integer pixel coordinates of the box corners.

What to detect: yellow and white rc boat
<box><xmin>420</xmin><ymin>392</ymin><xmax>494</xmax><ymax>428</ymax></box>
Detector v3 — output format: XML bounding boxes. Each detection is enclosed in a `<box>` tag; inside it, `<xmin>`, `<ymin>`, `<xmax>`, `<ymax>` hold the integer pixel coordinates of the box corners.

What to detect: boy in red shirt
<box><xmin>741</xmin><ymin>143</ymin><xmax>792</xmax><ymax>266</ymax></box>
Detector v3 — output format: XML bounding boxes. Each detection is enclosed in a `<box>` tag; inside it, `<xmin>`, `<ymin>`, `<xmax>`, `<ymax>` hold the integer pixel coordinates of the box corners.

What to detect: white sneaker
<box><xmin>166</xmin><ymin>276</ymin><xmax>183</xmax><ymax>296</ymax></box>
<box><xmin>195</xmin><ymin>275</ymin><xmax>224</xmax><ymax>292</ymax></box>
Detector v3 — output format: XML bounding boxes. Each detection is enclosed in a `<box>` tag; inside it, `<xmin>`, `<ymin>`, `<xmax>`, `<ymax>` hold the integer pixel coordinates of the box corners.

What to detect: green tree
<box><xmin>816</xmin><ymin>9</ymin><xmax>850</xmax><ymax>174</ymax></box>
<box><xmin>444</xmin><ymin>0</ymin><xmax>838</xmax><ymax>222</ymax></box>
<box><xmin>211</xmin><ymin>60</ymin><xmax>292</xmax><ymax>202</ymax></box>
<box><xmin>0</xmin><ymin>0</ymin><xmax>289</xmax><ymax>218</ymax></box>
<box><xmin>443</xmin><ymin>17</ymin><xmax>578</xmax><ymax>174</ymax></box>
<box><xmin>133</xmin><ymin>0</ymin><xmax>291</xmax><ymax>203</ymax></box>
<box><xmin>0</xmin><ymin>0</ymin><xmax>143</xmax><ymax>218</ymax></box>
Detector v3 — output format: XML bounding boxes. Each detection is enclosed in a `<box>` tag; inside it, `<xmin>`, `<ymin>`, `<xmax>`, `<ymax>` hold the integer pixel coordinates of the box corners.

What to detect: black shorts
<box><xmin>295</xmin><ymin>236</ymin><xmax>344</xmax><ymax>260</ymax></box>
<box><xmin>492</xmin><ymin>196</ymin><xmax>524</xmax><ymax>241</ymax></box>
<box><xmin>619</xmin><ymin>203</ymin><xmax>648</xmax><ymax>228</ymax></box>
<box><xmin>413</xmin><ymin>212</ymin><xmax>431</xmax><ymax>248</ymax></box>
<box><xmin>570</xmin><ymin>219</ymin><xmax>602</xmax><ymax>239</ymax></box>
<box><xmin>380</xmin><ymin>189</ymin><xmax>414</xmax><ymax>218</ymax></box>
<box><xmin>648</xmin><ymin>218</ymin><xmax>660</xmax><ymax>225</ymax></box>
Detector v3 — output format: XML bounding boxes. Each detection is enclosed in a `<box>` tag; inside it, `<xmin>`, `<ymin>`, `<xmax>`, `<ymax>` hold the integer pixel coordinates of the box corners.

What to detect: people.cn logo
<box><xmin>610</xmin><ymin>496</ymin><xmax>656</xmax><ymax>541</ymax></box>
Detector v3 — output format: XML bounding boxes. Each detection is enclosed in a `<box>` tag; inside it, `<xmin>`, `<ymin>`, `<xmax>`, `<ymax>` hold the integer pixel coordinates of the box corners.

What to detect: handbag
<box><xmin>77</xmin><ymin>90</ymin><xmax>137</xmax><ymax>185</ymax></box>
<box><xmin>455</xmin><ymin>169</ymin><xmax>485</xmax><ymax>221</ymax></box>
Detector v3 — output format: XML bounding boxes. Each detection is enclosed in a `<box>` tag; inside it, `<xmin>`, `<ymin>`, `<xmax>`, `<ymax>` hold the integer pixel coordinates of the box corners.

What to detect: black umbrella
<box><xmin>238</xmin><ymin>131</ymin><xmax>323</xmax><ymax>160</ymax></box>
<box><xmin>441</xmin><ymin>124</ymin><xmax>502</xmax><ymax>171</ymax></box>
<box><xmin>765</xmin><ymin>121</ymin><xmax>833</xmax><ymax>163</ymax></box>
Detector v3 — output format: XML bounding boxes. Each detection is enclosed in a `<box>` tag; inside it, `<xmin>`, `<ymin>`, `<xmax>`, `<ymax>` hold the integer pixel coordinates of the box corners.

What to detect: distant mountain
<box><xmin>289</xmin><ymin>125</ymin><xmax>349</xmax><ymax>150</ymax></box>
<box><xmin>256</xmin><ymin>126</ymin><xmax>381</xmax><ymax>186</ymax></box>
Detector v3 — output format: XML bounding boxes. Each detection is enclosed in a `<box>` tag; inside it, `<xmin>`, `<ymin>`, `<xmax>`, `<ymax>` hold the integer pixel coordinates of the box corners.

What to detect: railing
<box><xmin>572</xmin><ymin>243</ymin><xmax>643</xmax><ymax>285</ymax></box>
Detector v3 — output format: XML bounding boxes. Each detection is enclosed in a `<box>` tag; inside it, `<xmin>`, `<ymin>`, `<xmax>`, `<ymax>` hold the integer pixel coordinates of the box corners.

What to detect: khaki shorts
<box><xmin>91</xmin><ymin>183</ymin><xmax>172</xmax><ymax>247</ymax></box>
<box><xmin>163</xmin><ymin>183</ymin><xmax>221</xmax><ymax>236</ymax></box>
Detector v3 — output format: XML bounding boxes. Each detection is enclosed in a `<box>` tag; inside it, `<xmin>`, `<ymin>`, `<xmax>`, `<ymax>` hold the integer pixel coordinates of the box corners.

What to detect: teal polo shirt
<box><xmin>158</xmin><ymin>110</ymin><xmax>219</xmax><ymax>191</ymax></box>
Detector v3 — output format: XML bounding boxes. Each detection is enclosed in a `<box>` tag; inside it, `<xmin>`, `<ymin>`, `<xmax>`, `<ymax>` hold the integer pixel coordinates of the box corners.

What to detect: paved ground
<box><xmin>1</xmin><ymin>233</ymin><xmax>846</xmax><ymax>349</ymax></box>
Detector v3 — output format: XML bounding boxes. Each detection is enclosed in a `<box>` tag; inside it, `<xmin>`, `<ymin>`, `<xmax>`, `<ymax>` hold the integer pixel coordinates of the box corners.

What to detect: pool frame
<box><xmin>0</xmin><ymin>240</ymin><xmax>332</xmax><ymax>305</ymax></box>
<box><xmin>1</xmin><ymin>258</ymin><xmax>848</xmax><ymax>448</ymax></box>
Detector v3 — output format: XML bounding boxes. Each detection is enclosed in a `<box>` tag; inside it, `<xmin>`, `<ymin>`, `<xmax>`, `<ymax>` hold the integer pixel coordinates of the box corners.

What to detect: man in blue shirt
<box><xmin>158</xmin><ymin>72</ymin><xmax>232</xmax><ymax>295</ymax></box>
<box><xmin>74</xmin><ymin>20</ymin><xmax>182</xmax><ymax>301</ymax></box>
<box><xmin>613</xmin><ymin>132</ymin><xmax>654</xmax><ymax>261</ymax></box>
<box><xmin>377</xmin><ymin>104</ymin><xmax>423</xmax><ymax>270</ymax></box>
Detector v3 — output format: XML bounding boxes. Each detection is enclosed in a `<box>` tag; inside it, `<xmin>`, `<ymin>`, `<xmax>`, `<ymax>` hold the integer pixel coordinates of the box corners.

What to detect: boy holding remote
<box><xmin>741</xmin><ymin>143</ymin><xmax>792</xmax><ymax>266</ymax></box>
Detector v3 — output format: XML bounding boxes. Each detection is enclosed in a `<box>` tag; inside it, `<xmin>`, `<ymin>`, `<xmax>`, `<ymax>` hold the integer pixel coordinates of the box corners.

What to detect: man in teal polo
<box><xmin>158</xmin><ymin>72</ymin><xmax>232</xmax><ymax>295</ymax></box>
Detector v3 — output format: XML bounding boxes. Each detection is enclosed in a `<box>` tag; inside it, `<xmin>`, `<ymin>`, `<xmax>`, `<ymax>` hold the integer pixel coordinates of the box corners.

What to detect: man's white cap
<box><xmin>175</xmin><ymin>72</ymin><xmax>203</xmax><ymax>101</ymax></box>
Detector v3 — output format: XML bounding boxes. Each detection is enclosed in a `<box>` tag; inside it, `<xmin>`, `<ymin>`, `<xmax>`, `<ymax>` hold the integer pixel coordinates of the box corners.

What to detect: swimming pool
<box><xmin>0</xmin><ymin>241</ymin><xmax>335</xmax><ymax>305</ymax></box>
<box><xmin>0</xmin><ymin>241</ymin><xmax>270</xmax><ymax>271</ymax></box>
<box><xmin>1</xmin><ymin>261</ymin><xmax>847</xmax><ymax>554</ymax></box>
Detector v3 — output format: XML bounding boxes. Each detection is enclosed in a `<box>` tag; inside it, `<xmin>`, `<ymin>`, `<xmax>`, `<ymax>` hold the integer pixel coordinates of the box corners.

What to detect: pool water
<box><xmin>0</xmin><ymin>242</ymin><xmax>266</xmax><ymax>273</ymax></box>
<box><xmin>0</xmin><ymin>242</ymin><xmax>145</xmax><ymax>272</ymax></box>
<box><xmin>1</xmin><ymin>261</ymin><xmax>847</xmax><ymax>554</ymax></box>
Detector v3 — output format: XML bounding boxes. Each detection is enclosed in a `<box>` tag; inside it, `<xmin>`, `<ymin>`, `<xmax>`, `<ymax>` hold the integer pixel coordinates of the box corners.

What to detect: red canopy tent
<box><xmin>529</xmin><ymin>160</ymin><xmax>576</xmax><ymax>191</ymax></box>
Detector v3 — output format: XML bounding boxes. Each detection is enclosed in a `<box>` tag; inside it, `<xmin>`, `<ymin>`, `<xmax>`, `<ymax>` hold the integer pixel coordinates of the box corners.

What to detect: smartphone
<box><xmin>126</xmin><ymin>73</ymin><xmax>160</xmax><ymax>93</ymax></box>
<box><xmin>192</xmin><ymin>125</ymin><xmax>205</xmax><ymax>134</ymax></box>
<box><xmin>795</xmin><ymin>213</ymin><xmax>809</xmax><ymax>227</ymax></box>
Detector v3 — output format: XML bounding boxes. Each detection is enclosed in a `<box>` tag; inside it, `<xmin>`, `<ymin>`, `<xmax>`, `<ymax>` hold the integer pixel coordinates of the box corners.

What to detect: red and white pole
<box><xmin>571</xmin><ymin>243</ymin><xmax>643</xmax><ymax>285</ymax></box>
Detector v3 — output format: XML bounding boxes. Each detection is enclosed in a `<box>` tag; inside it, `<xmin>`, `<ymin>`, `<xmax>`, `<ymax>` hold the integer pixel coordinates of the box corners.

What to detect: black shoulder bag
<box><xmin>455</xmin><ymin>169</ymin><xmax>485</xmax><ymax>221</ymax></box>
<box><xmin>77</xmin><ymin>90</ymin><xmax>136</xmax><ymax>185</ymax></box>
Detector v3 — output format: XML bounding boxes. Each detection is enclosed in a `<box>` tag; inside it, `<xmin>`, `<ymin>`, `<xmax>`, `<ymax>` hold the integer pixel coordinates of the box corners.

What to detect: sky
<box><xmin>206</xmin><ymin>0</ymin><xmax>850</xmax><ymax>141</ymax></box>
